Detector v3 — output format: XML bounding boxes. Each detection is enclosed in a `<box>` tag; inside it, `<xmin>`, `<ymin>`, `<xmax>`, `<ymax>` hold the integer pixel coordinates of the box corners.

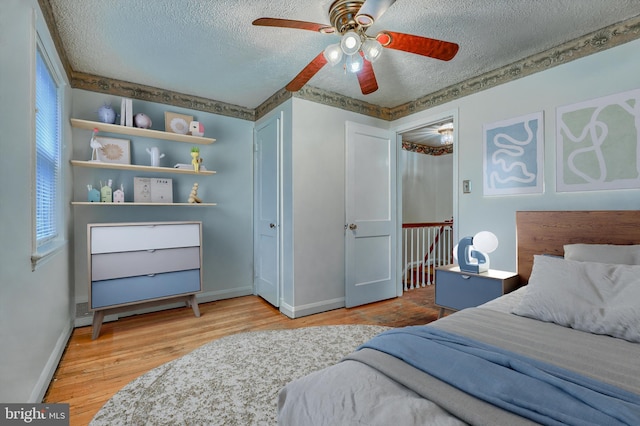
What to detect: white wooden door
<box><xmin>345</xmin><ymin>121</ymin><xmax>397</xmax><ymax>307</ymax></box>
<box><xmin>254</xmin><ymin>113</ymin><xmax>281</xmax><ymax>307</ymax></box>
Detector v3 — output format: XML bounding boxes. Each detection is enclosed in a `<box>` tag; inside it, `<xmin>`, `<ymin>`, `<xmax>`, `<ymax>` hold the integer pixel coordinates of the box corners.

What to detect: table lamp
<box><xmin>455</xmin><ymin>231</ymin><xmax>498</xmax><ymax>273</ymax></box>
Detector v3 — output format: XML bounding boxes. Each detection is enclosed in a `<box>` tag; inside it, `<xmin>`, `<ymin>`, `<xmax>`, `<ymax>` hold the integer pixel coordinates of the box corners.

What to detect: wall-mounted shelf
<box><xmin>70</xmin><ymin>160</ymin><xmax>216</xmax><ymax>175</ymax></box>
<box><xmin>71</xmin><ymin>202</ymin><xmax>216</xmax><ymax>206</ymax></box>
<box><xmin>70</xmin><ymin>118</ymin><xmax>216</xmax><ymax>145</ymax></box>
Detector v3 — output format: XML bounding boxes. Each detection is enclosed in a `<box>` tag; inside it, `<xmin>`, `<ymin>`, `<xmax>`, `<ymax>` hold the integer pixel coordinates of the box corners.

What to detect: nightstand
<box><xmin>435</xmin><ymin>264</ymin><xmax>519</xmax><ymax>318</ymax></box>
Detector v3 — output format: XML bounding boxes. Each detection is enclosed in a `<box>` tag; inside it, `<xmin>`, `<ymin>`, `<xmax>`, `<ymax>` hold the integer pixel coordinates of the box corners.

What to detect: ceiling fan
<box><xmin>253</xmin><ymin>0</ymin><xmax>459</xmax><ymax>95</ymax></box>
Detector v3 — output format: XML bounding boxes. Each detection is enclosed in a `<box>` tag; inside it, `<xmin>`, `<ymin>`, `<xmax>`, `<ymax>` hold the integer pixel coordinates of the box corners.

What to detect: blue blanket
<box><xmin>358</xmin><ymin>326</ymin><xmax>640</xmax><ymax>426</ymax></box>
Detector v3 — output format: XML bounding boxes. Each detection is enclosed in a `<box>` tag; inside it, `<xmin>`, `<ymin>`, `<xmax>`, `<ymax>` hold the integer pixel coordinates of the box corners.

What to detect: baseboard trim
<box><xmin>279</xmin><ymin>297</ymin><xmax>345</xmax><ymax>319</ymax></box>
<box><xmin>30</xmin><ymin>319</ymin><xmax>73</xmax><ymax>402</ymax></box>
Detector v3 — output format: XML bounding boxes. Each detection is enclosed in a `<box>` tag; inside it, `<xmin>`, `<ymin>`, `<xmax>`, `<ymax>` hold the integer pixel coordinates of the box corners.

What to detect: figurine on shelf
<box><xmin>87</xmin><ymin>185</ymin><xmax>100</xmax><ymax>202</ymax></box>
<box><xmin>188</xmin><ymin>183</ymin><xmax>202</xmax><ymax>203</ymax></box>
<box><xmin>134</xmin><ymin>113</ymin><xmax>153</xmax><ymax>129</ymax></box>
<box><xmin>89</xmin><ymin>128</ymin><xmax>102</xmax><ymax>162</ymax></box>
<box><xmin>190</xmin><ymin>147</ymin><xmax>202</xmax><ymax>173</ymax></box>
<box><xmin>100</xmin><ymin>179</ymin><xmax>113</xmax><ymax>203</ymax></box>
<box><xmin>113</xmin><ymin>184</ymin><xmax>125</xmax><ymax>203</ymax></box>
<box><xmin>97</xmin><ymin>103</ymin><xmax>116</xmax><ymax>124</ymax></box>
<box><xmin>146</xmin><ymin>146</ymin><xmax>165</xmax><ymax>167</ymax></box>
<box><xmin>189</xmin><ymin>121</ymin><xmax>205</xmax><ymax>137</ymax></box>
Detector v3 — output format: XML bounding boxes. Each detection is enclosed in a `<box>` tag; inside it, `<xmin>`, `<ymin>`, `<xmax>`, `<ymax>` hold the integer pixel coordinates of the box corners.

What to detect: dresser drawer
<box><xmin>90</xmin><ymin>222</ymin><xmax>200</xmax><ymax>254</ymax></box>
<box><xmin>436</xmin><ymin>269</ymin><xmax>505</xmax><ymax>311</ymax></box>
<box><xmin>91</xmin><ymin>246</ymin><xmax>200</xmax><ymax>281</ymax></box>
<box><xmin>91</xmin><ymin>269</ymin><xmax>201</xmax><ymax>310</ymax></box>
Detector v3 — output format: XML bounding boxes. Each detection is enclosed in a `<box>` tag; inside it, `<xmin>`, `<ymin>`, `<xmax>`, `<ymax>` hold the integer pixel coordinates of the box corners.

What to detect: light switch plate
<box><xmin>462</xmin><ymin>180</ymin><xmax>471</xmax><ymax>193</ymax></box>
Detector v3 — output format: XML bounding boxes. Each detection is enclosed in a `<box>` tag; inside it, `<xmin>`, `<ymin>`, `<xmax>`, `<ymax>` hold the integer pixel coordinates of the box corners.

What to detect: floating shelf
<box><xmin>70</xmin><ymin>160</ymin><xmax>216</xmax><ymax>175</ymax></box>
<box><xmin>71</xmin><ymin>202</ymin><xmax>216</xmax><ymax>206</ymax></box>
<box><xmin>70</xmin><ymin>118</ymin><xmax>216</xmax><ymax>145</ymax></box>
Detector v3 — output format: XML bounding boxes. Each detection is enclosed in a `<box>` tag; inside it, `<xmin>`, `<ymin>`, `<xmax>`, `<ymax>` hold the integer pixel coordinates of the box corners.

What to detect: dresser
<box><xmin>435</xmin><ymin>264</ymin><xmax>519</xmax><ymax>318</ymax></box>
<box><xmin>88</xmin><ymin>221</ymin><xmax>202</xmax><ymax>339</ymax></box>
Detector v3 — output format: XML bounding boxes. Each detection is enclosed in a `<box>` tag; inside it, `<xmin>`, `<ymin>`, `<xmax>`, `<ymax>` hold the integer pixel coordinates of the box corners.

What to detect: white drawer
<box><xmin>90</xmin><ymin>222</ymin><xmax>200</xmax><ymax>254</ymax></box>
<box><xmin>92</xmin><ymin>246</ymin><xmax>200</xmax><ymax>281</ymax></box>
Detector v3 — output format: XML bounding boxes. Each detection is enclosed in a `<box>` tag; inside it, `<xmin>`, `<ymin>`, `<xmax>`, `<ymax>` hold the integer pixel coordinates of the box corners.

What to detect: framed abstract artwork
<box><xmin>165</xmin><ymin>112</ymin><xmax>193</xmax><ymax>135</ymax></box>
<box><xmin>95</xmin><ymin>136</ymin><xmax>130</xmax><ymax>164</ymax></box>
<box><xmin>483</xmin><ymin>112</ymin><xmax>544</xmax><ymax>196</ymax></box>
<box><xmin>556</xmin><ymin>88</ymin><xmax>640</xmax><ymax>192</ymax></box>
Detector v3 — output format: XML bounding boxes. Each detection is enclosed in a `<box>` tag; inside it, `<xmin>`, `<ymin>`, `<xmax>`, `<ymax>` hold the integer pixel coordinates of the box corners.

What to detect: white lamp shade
<box><xmin>362</xmin><ymin>38</ymin><xmax>383</xmax><ymax>62</ymax></box>
<box><xmin>323</xmin><ymin>43</ymin><xmax>343</xmax><ymax>66</ymax></box>
<box><xmin>346</xmin><ymin>53</ymin><xmax>363</xmax><ymax>73</ymax></box>
<box><xmin>340</xmin><ymin>31</ymin><xmax>362</xmax><ymax>55</ymax></box>
<box><xmin>473</xmin><ymin>231</ymin><xmax>499</xmax><ymax>253</ymax></box>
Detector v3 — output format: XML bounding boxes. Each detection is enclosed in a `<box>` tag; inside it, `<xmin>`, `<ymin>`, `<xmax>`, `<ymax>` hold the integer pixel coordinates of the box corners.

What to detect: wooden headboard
<box><xmin>516</xmin><ymin>210</ymin><xmax>640</xmax><ymax>284</ymax></box>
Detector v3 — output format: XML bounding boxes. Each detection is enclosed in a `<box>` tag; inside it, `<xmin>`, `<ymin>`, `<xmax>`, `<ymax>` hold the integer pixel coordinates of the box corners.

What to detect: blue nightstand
<box><xmin>435</xmin><ymin>265</ymin><xmax>519</xmax><ymax>318</ymax></box>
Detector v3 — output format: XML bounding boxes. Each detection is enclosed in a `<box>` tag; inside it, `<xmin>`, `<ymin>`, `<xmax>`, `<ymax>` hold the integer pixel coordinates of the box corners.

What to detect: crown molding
<box><xmin>255</xmin><ymin>88</ymin><xmax>292</xmax><ymax>121</ymax></box>
<box><xmin>70</xmin><ymin>71</ymin><xmax>255</xmax><ymax>121</ymax></box>
<box><xmin>38</xmin><ymin>0</ymin><xmax>640</xmax><ymax>123</ymax></box>
<box><xmin>389</xmin><ymin>14</ymin><xmax>640</xmax><ymax>120</ymax></box>
<box><xmin>292</xmin><ymin>86</ymin><xmax>391</xmax><ymax>121</ymax></box>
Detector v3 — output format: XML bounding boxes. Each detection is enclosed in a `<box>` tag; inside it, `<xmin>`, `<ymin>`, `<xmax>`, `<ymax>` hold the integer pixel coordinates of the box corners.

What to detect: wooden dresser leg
<box><xmin>92</xmin><ymin>311</ymin><xmax>105</xmax><ymax>340</ymax></box>
<box><xmin>188</xmin><ymin>294</ymin><xmax>201</xmax><ymax>317</ymax></box>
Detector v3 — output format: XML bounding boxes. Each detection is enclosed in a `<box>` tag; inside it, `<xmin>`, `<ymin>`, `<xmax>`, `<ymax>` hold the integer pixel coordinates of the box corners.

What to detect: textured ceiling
<box><xmin>47</xmin><ymin>0</ymin><xmax>640</xmax><ymax>110</ymax></box>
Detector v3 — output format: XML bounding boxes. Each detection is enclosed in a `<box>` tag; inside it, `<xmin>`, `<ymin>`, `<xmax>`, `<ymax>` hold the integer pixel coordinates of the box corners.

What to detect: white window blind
<box><xmin>35</xmin><ymin>47</ymin><xmax>61</xmax><ymax>247</ymax></box>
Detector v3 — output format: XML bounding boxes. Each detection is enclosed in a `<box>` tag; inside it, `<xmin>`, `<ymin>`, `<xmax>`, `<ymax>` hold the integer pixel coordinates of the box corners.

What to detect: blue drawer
<box><xmin>91</xmin><ymin>269</ymin><xmax>201</xmax><ymax>309</ymax></box>
<box><xmin>435</xmin><ymin>269</ymin><xmax>503</xmax><ymax>311</ymax></box>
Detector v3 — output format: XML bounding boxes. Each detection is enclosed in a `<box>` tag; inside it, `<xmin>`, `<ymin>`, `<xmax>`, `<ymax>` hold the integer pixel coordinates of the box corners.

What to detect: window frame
<box><xmin>31</xmin><ymin>33</ymin><xmax>66</xmax><ymax>271</ymax></box>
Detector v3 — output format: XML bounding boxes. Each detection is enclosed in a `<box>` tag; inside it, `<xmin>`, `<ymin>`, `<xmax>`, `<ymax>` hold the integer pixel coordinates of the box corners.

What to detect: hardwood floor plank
<box><xmin>44</xmin><ymin>287</ymin><xmax>437</xmax><ymax>425</ymax></box>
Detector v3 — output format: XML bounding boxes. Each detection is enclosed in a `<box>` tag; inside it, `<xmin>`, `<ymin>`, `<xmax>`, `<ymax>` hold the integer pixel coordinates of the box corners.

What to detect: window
<box><xmin>32</xmin><ymin>41</ymin><xmax>64</xmax><ymax>269</ymax></box>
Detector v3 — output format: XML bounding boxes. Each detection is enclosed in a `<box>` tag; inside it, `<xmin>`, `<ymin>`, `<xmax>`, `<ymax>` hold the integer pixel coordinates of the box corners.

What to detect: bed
<box><xmin>278</xmin><ymin>211</ymin><xmax>640</xmax><ymax>425</ymax></box>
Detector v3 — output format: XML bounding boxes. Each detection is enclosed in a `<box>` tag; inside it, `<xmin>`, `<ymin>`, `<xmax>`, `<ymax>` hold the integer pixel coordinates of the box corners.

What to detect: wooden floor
<box><xmin>44</xmin><ymin>286</ymin><xmax>438</xmax><ymax>426</ymax></box>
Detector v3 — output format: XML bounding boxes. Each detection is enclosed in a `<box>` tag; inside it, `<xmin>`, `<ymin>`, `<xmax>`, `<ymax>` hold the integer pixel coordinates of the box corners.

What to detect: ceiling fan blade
<box><xmin>355</xmin><ymin>0</ymin><xmax>396</xmax><ymax>26</ymax></box>
<box><xmin>252</xmin><ymin>17</ymin><xmax>334</xmax><ymax>33</ymax></box>
<box><xmin>377</xmin><ymin>31</ymin><xmax>459</xmax><ymax>61</ymax></box>
<box><xmin>357</xmin><ymin>54</ymin><xmax>378</xmax><ymax>95</ymax></box>
<box><xmin>285</xmin><ymin>52</ymin><xmax>328</xmax><ymax>92</ymax></box>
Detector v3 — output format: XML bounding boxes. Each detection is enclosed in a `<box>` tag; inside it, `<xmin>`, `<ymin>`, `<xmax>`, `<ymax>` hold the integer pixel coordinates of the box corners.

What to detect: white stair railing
<box><xmin>402</xmin><ymin>222</ymin><xmax>453</xmax><ymax>290</ymax></box>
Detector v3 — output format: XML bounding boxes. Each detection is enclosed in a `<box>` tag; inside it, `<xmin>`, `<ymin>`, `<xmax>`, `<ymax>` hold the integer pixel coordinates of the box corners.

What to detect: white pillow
<box><xmin>563</xmin><ymin>243</ymin><xmax>640</xmax><ymax>265</ymax></box>
<box><xmin>512</xmin><ymin>255</ymin><xmax>640</xmax><ymax>342</ymax></box>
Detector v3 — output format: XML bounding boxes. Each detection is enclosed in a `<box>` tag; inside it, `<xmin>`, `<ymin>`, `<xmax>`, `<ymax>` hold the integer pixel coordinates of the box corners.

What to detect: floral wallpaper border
<box><xmin>402</xmin><ymin>141</ymin><xmax>453</xmax><ymax>156</ymax></box>
<box><xmin>39</xmin><ymin>0</ymin><xmax>640</xmax><ymax>123</ymax></box>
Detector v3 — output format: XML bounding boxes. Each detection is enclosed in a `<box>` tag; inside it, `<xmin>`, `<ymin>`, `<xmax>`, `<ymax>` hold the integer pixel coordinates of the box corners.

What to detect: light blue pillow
<box><xmin>512</xmin><ymin>255</ymin><xmax>640</xmax><ymax>343</ymax></box>
<box><xmin>564</xmin><ymin>243</ymin><xmax>640</xmax><ymax>265</ymax></box>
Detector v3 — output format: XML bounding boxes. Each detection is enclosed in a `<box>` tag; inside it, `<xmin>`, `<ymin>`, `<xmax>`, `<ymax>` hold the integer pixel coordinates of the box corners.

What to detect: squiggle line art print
<box><xmin>557</xmin><ymin>88</ymin><xmax>640</xmax><ymax>192</ymax></box>
<box><xmin>483</xmin><ymin>112</ymin><xmax>544</xmax><ymax>196</ymax></box>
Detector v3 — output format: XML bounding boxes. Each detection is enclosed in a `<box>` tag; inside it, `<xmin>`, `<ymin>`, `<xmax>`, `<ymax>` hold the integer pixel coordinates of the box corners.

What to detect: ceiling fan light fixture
<box><xmin>362</xmin><ymin>38</ymin><xmax>383</xmax><ymax>62</ymax></box>
<box><xmin>346</xmin><ymin>53</ymin><xmax>363</xmax><ymax>73</ymax></box>
<box><xmin>355</xmin><ymin>14</ymin><xmax>374</xmax><ymax>27</ymax></box>
<box><xmin>324</xmin><ymin>43</ymin><xmax>344</xmax><ymax>66</ymax></box>
<box><xmin>340</xmin><ymin>31</ymin><xmax>362</xmax><ymax>55</ymax></box>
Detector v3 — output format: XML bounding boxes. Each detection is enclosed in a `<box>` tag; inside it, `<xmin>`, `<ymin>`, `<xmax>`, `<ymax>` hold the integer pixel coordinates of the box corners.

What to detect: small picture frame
<box><xmin>165</xmin><ymin>112</ymin><xmax>193</xmax><ymax>135</ymax></box>
<box><xmin>95</xmin><ymin>136</ymin><xmax>131</xmax><ymax>164</ymax></box>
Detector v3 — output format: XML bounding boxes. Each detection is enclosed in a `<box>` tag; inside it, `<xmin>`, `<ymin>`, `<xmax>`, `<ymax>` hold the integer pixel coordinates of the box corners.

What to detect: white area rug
<box><xmin>91</xmin><ymin>325</ymin><xmax>390</xmax><ymax>425</ymax></box>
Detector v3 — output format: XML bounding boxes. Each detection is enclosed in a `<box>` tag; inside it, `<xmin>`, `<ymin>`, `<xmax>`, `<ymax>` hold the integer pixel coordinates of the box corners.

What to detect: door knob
<box><xmin>348</xmin><ymin>223</ymin><xmax>357</xmax><ymax>230</ymax></box>
<box><xmin>269</xmin><ymin>223</ymin><xmax>276</xmax><ymax>228</ymax></box>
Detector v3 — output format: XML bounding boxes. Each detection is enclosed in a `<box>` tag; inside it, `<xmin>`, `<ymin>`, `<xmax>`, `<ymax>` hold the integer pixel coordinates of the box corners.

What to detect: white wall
<box><xmin>401</xmin><ymin>150</ymin><xmax>453</xmax><ymax>223</ymax></box>
<box><xmin>281</xmin><ymin>98</ymin><xmax>387</xmax><ymax>316</ymax></box>
<box><xmin>393</xmin><ymin>38</ymin><xmax>640</xmax><ymax>273</ymax></box>
<box><xmin>0</xmin><ymin>0</ymin><xmax>73</xmax><ymax>402</ymax></box>
<box><xmin>70</xmin><ymin>90</ymin><xmax>255</xmax><ymax>321</ymax></box>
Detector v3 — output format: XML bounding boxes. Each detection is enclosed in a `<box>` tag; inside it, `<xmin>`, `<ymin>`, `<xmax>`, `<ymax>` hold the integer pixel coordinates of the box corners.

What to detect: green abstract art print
<box><xmin>557</xmin><ymin>89</ymin><xmax>640</xmax><ymax>192</ymax></box>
